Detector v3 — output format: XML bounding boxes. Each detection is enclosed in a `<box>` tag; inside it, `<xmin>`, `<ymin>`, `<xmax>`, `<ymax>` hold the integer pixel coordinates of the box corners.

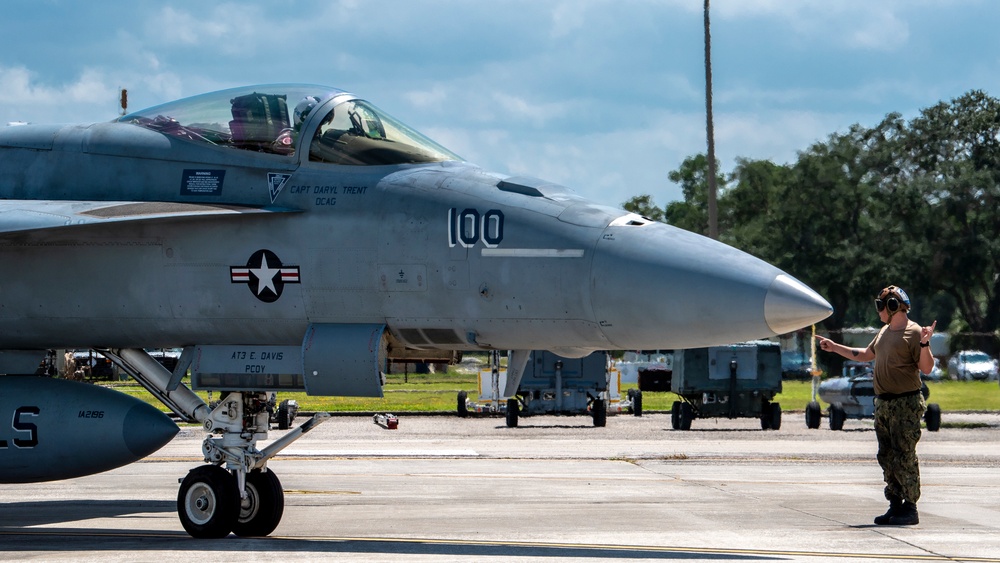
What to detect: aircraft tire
<box><xmin>632</xmin><ymin>390</ymin><xmax>643</xmax><ymax>417</ymax></box>
<box><xmin>679</xmin><ymin>402</ymin><xmax>693</xmax><ymax>431</ymax></box>
<box><xmin>829</xmin><ymin>405</ymin><xmax>846</xmax><ymax>431</ymax></box>
<box><xmin>671</xmin><ymin>401</ymin><xmax>681</xmax><ymax>430</ymax></box>
<box><xmin>593</xmin><ymin>399</ymin><xmax>607</xmax><ymax>427</ymax></box>
<box><xmin>276</xmin><ymin>400</ymin><xmax>291</xmax><ymax>430</ymax></box>
<box><xmin>925</xmin><ymin>403</ymin><xmax>942</xmax><ymax>432</ymax></box>
<box><xmin>805</xmin><ymin>401</ymin><xmax>822</xmax><ymax>429</ymax></box>
<box><xmin>177</xmin><ymin>465</ymin><xmax>240</xmax><ymax>539</ymax></box>
<box><xmin>232</xmin><ymin>469</ymin><xmax>284</xmax><ymax>537</ymax></box>
<box><xmin>457</xmin><ymin>391</ymin><xmax>469</xmax><ymax>418</ymax></box>
<box><xmin>506</xmin><ymin>398</ymin><xmax>519</xmax><ymax>428</ymax></box>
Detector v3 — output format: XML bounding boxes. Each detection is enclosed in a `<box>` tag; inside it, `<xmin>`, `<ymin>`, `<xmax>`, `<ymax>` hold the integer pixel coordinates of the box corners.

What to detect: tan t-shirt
<box><xmin>866</xmin><ymin>320</ymin><xmax>922</xmax><ymax>395</ymax></box>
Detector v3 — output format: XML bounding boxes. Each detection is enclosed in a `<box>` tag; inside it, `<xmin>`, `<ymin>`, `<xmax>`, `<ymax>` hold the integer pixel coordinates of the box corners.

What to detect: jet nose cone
<box><xmin>590</xmin><ymin>220</ymin><xmax>831</xmax><ymax>349</ymax></box>
<box><xmin>764</xmin><ymin>274</ymin><xmax>833</xmax><ymax>334</ymax></box>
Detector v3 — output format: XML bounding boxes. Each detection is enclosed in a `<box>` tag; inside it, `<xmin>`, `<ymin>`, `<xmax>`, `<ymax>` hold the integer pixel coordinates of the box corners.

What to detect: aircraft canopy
<box><xmin>118</xmin><ymin>84</ymin><xmax>461</xmax><ymax>165</ymax></box>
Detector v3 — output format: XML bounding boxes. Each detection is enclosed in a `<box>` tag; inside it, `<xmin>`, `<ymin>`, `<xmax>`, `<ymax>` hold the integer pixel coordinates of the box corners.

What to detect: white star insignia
<box><xmin>250</xmin><ymin>254</ymin><xmax>280</xmax><ymax>296</ymax></box>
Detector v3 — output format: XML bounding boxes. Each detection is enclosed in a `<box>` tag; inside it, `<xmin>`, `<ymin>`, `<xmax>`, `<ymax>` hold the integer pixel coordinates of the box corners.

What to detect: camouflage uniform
<box><xmin>874</xmin><ymin>393</ymin><xmax>925</xmax><ymax>503</ymax></box>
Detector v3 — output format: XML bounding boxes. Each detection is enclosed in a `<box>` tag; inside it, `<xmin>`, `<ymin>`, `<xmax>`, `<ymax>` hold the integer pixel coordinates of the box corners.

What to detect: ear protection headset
<box><xmin>875</xmin><ymin>285</ymin><xmax>910</xmax><ymax>313</ymax></box>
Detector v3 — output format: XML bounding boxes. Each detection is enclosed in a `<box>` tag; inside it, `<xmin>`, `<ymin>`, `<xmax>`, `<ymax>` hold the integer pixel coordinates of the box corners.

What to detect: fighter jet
<box><xmin>0</xmin><ymin>84</ymin><xmax>832</xmax><ymax>538</ymax></box>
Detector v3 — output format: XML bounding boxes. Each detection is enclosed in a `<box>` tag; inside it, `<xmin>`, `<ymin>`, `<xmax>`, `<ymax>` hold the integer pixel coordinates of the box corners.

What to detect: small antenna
<box><xmin>119</xmin><ymin>88</ymin><xmax>128</xmax><ymax>116</ymax></box>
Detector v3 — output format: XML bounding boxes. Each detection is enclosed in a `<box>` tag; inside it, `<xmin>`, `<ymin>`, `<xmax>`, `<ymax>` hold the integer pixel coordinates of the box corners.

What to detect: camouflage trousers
<box><xmin>874</xmin><ymin>393</ymin><xmax>925</xmax><ymax>504</ymax></box>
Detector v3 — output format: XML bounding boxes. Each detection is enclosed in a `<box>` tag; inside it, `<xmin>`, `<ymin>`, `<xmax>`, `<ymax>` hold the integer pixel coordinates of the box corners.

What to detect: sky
<box><xmin>3</xmin><ymin>0</ymin><xmax>999</xmax><ymax>209</ymax></box>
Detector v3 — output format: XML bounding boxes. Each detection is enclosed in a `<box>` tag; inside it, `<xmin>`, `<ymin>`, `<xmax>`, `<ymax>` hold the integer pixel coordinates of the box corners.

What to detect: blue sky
<box><xmin>2</xmin><ymin>0</ymin><xmax>998</xmax><ymax>208</ymax></box>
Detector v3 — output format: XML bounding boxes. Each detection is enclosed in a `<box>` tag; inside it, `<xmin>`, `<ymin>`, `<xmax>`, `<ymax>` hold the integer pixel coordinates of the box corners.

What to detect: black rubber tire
<box><xmin>505</xmin><ymin>398</ymin><xmax>519</xmax><ymax>428</ymax></box>
<box><xmin>679</xmin><ymin>402</ymin><xmax>693</xmax><ymax>431</ymax></box>
<box><xmin>627</xmin><ymin>388</ymin><xmax>637</xmax><ymax>400</ymax></box>
<box><xmin>769</xmin><ymin>402</ymin><xmax>782</xmax><ymax>431</ymax></box>
<box><xmin>592</xmin><ymin>399</ymin><xmax>607</xmax><ymax>427</ymax></box>
<box><xmin>830</xmin><ymin>405</ymin><xmax>846</xmax><ymax>431</ymax></box>
<box><xmin>276</xmin><ymin>400</ymin><xmax>291</xmax><ymax>430</ymax></box>
<box><xmin>457</xmin><ymin>391</ymin><xmax>469</xmax><ymax>418</ymax></box>
<box><xmin>761</xmin><ymin>402</ymin><xmax>772</xmax><ymax>430</ymax></box>
<box><xmin>671</xmin><ymin>401</ymin><xmax>681</xmax><ymax>430</ymax></box>
<box><xmin>805</xmin><ymin>401</ymin><xmax>822</xmax><ymax>429</ymax></box>
<box><xmin>177</xmin><ymin>465</ymin><xmax>240</xmax><ymax>539</ymax></box>
<box><xmin>632</xmin><ymin>390</ymin><xmax>643</xmax><ymax>417</ymax></box>
<box><xmin>925</xmin><ymin>403</ymin><xmax>942</xmax><ymax>432</ymax></box>
<box><xmin>232</xmin><ymin>469</ymin><xmax>284</xmax><ymax>537</ymax></box>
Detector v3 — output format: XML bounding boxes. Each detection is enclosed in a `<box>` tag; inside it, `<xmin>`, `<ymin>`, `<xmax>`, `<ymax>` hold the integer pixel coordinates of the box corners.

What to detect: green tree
<box><xmin>889</xmin><ymin>91</ymin><xmax>1000</xmax><ymax>353</ymax></box>
<box><xmin>720</xmin><ymin>158</ymin><xmax>790</xmax><ymax>254</ymax></box>
<box><xmin>621</xmin><ymin>194</ymin><xmax>664</xmax><ymax>222</ymax></box>
<box><xmin>733</xmin><ymin>128</ymin><xmax>885</xmax><ymax>373</ymax></box>
<box><xmin>664</xmin><ymin>154</ymin><xmax>726</xmax><ymax>235</ymax></box>
<box><xmin>622</xmin><ymin>90</ymin><xmax>1000</xmax><ymax>352</ymax></box>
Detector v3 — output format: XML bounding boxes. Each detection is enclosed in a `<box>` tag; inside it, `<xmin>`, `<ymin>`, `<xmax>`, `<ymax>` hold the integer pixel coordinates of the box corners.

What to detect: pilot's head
<box><xmin>293</xmin><ymin>96</ymin><xmax>321</xmax><ymax>130</ymax></box>
<box><xmin>874</xmin><ymin>285</ymin><xmax>910</xmax><ymax>320</ymax></box>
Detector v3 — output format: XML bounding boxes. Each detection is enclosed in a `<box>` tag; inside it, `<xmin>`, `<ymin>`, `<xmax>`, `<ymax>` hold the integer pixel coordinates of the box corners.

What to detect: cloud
<box><xmin>550</xmin><ymin>1</ymin><xmax>589</xmax><ymax>38</ymax></box>
<box><xmin>144</xmin><ymin>4</ymin><xmax>271</xmax><ymax>56</ymax></box>
<box><xmin>0</xmin><ymin>64</ymin><xmax>189</xmax><ymax>124</ymax></box>
<box><xmin>0</xmin><ymin>66</ymin><xmax>55</xmax><ymax>106</ymax></box>
<box><xmin>702</xmin><ymin>0</ymin><xmax>911</xmax><ymax>52</ymax></box>
<box><xmin>0</xmin><ymin>66</ymin><xmax>116</xmax><ymax>122</ymax></box>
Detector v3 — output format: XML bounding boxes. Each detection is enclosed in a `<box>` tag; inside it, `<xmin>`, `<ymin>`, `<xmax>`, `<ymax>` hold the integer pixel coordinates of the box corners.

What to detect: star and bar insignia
<box><xmin>230</xmin><ymin>249</ymin><xmax>300</xmax><ymax>303</ymax></box>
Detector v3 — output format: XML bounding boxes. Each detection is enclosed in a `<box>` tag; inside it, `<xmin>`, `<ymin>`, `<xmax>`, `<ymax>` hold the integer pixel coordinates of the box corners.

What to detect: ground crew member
<box><xmin>815</xmin><ymin>285</ymin><xmax>935</xmax><ymax>526</ymax></box>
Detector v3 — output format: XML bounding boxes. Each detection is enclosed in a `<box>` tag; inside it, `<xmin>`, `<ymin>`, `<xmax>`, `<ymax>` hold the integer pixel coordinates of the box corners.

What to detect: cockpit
<box><xmin>117</xmin><ymin>84</ymin><xmax>462</xmax><ymax>165</ymax></box>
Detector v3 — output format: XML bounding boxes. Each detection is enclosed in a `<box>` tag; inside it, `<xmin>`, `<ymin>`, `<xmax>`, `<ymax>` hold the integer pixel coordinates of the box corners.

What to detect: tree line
<box><xmin>624</xmin><ymin>90</ymin><xmax>1000</xmax><ymax>357</ymax></box>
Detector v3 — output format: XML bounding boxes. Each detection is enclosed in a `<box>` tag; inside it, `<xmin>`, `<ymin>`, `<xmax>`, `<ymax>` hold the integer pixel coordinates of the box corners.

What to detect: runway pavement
<box><xmin>2</xmin><ymin>410</ymin><xmax>1000</xmax><ymax>562</ymax></box>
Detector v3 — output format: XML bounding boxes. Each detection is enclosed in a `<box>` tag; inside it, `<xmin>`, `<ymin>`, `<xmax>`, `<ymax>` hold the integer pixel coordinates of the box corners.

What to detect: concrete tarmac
<box><xmin>2</xmin><ymin>410</ymin><xmax>1000</xmax><ymax>562</ymax></box>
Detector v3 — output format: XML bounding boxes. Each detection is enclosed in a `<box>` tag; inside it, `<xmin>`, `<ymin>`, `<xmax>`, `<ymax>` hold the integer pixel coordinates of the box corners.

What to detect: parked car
<box><xmin>922</xmin><ymin>357</ymin><xmax>944</xmax><ymax>381</ymax></box>
<box><xmin>947</xmin><ymin>350</ymin><xmax>999</xmax><ymax>381</ymax></box>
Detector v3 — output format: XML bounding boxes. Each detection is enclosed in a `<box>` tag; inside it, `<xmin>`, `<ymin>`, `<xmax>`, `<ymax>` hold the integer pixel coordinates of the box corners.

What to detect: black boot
<box><xmin>874</xmin><ymin>495</ymin><xmax>902</xmax><ymax>525</ymax></box>
<box><xmin>887</xmin><ymin>500</ymin><xmax>919</xmax><ymax>526</ymax></box>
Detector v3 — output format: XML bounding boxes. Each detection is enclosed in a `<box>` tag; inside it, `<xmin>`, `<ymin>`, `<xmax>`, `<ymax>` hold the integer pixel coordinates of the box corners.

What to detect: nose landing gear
<box><xmin>176</xmin><ymin>391</ymin><xmax>329</xmax><ymax>538</ymax></box>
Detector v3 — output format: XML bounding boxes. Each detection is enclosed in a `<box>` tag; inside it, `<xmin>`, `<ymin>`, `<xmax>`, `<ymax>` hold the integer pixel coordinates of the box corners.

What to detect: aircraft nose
<box><xmin>763</xmin><ymin>274</ymin><xmax>833</xmax><ymax>335</ymax></box>
<box><xmin>590</xmin><ymin>221</ymin><xmax>831</xmax><ymax>349</ymax></box>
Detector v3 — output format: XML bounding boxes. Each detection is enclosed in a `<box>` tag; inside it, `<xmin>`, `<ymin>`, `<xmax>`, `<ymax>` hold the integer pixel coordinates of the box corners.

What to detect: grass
<box><xmin>102</xmin><ymin>370</ymin><xmax>482</xmax><ymax>413</ymax></box>
<box><xmin>98</xmin><ymin>371</ymin><xmax>1000</xmax><ymax>414</ymax></box>
<box><xmin>633</xmin><ymin>379</ymin><xmax>1000</xmax><ymax>412</ymax></box>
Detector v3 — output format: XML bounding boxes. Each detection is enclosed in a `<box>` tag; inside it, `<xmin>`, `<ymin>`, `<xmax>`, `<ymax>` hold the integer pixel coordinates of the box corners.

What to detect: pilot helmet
<box><xmin>875</xmin><ymin>285</ymin><xmax>910</xmax><ymax>313</ymax></box>
<box><xmin>293</xmin><ymin>96</ymin><xmax>322</xmax><ymax>129</ymax></box>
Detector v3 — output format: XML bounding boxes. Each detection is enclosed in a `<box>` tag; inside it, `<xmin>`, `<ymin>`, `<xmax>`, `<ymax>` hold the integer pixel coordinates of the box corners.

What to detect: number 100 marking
<box><xmin>448</xmin><ymin>208</ymin><xmax>504</xmax><ymax>248</ymax></box>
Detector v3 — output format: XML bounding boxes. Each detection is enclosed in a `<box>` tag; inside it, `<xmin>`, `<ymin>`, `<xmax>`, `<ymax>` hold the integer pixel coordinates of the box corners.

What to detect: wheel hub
<box><xmin>185</xmin><ymin>483</ymin><xmax>217</xmax><ymax>525</ymax></box>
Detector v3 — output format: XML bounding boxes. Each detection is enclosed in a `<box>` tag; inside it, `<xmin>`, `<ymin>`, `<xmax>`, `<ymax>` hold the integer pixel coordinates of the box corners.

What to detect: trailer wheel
<box><xmin>592</xmin><ymin>399</ymin><xmax>607</xmax><ymax>427</ymax></box>
<box><xmin>679</xmin><ymin>402</ymin><xmax>693</xmax><ymax>431</ymax></box>
<box><xmin>925</xmin><ymin>403</ymin><xmax>941</xmax><ymax>432</ymax></box>
<box><xmin>457</xmin><ymin>391</ymin><xmax>468</xmax><ymax>418</ymax></box>
<box><xmin>671</xmin><ymin>401</ymin><xmax>681</xmax><ymax>430</ymax></box>
<box><xmin>768</xmin><ymin>402</ymin><xmax>781</xmax><ymax>431</ymax></box>
<box><xmin>505</xmin><ymin>398</ymin><xmax>519</xmax><ymax>428</ymax></box>
<box><xmin>631</xmin><ymin>390</ymin><xmax>643</xmax><ymax>417</ymax></box>
<box><xmin>759</xmin><ymin>402</ymin><xmax>781</xmax><ymax>430</ymax></box>
<box><xmin>276</xmin><ymin>400</ymin><xmax>292</xmax><ymax>430</ymax></box>
<box><xmin>829</xmin><ymin>405</ymin><xmax>846</xmax><ymax>431</ymax></box>
<box><xmin>805</xmin><ymin>401</ymin><xmax>821</xmax><ymax>429</ymax></box>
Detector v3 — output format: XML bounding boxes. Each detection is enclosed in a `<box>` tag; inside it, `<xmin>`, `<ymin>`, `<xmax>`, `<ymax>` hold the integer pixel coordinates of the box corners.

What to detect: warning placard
<box><xmin>181</xmin><ymin>169</ymin><xmax>225</xmax><ymax>196</ymax></box>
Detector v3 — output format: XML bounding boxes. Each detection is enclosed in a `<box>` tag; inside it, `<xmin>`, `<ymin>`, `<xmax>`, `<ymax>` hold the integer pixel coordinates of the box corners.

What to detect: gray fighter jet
<box><xmin>0</xmin><ymin>84</ymin><xmax>832</xmax><ymax>538</ymax></box>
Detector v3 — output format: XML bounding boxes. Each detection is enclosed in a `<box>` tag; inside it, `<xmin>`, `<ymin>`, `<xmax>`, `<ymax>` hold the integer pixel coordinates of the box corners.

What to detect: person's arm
<box><xmin>815</xmin><ymin>335</ymin><xmax>875</xmax><ymax>362</ymax></box>
<box><xmin>917</xmin><ymin>320</ymin><xmax>937</xmax><ymax>375</ymax></box>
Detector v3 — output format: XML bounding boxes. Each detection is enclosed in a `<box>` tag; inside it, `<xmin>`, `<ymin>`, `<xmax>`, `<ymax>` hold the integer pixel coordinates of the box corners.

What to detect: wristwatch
<box><xmin>919</xmin><ymin>341</ymin><xmax>930</xmax><ymax>348</ymax></box>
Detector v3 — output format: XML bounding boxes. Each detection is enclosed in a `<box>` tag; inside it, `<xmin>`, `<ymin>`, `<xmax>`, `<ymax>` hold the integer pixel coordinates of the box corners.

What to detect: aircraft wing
<box><xmin>0</xmin><ymin>200</ymin><xmax>297</xmax><ymax>235</ymax></box>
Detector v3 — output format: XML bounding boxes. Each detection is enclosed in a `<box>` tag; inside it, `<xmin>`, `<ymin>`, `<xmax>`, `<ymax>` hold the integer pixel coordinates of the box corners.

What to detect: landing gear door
<box><xmin>302</xmin><ymin>323</ymin><xmax>387</xmax><ymax>397</ymax></box>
